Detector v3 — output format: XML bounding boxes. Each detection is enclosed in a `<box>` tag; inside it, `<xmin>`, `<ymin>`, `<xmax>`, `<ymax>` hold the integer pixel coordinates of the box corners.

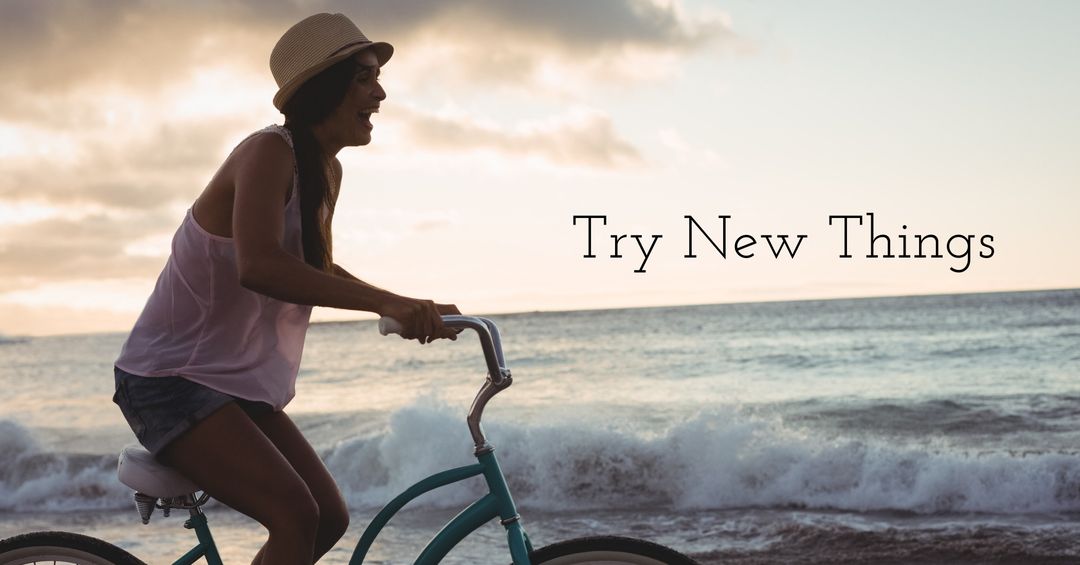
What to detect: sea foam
<box><xmin>323</xmin><ymin>399</ymin><xmax>1080</xmax><ymax>515</ymax></box>
<box><xmin>4</xmin><ymin>400</ymin><xmax>1080</xmax><ymax>515</ymax></box>
<box><xmin>0</xmin><ymin>420</ymin><xmax>129</xmax><ymax>511</ymax></box>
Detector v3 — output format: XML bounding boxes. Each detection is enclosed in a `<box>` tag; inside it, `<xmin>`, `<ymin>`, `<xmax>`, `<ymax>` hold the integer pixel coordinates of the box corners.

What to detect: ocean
<box><xmin>2</xmin><ymin>289</ymin><xmax>1079</xmax><ymax>564</ymax></box>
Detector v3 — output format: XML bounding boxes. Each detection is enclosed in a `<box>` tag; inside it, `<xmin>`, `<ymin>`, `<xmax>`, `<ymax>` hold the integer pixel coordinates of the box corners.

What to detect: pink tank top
<box><xmin>115</xmin><ymin>125</ymin><xmax>312</xmax><ymax>410</ymax></box>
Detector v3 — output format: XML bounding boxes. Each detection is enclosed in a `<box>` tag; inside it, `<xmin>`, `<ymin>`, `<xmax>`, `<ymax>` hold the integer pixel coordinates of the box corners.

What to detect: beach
<box><xmin>2</xmin><ymin>289</ymin><xmax>1080</xmax><ymax>563</ymax></box>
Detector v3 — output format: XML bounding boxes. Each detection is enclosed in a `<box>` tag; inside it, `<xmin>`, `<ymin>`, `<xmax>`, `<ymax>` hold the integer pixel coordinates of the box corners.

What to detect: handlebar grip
<box><xmin>378</xmin><ymin>317</ymin><xmax>405</xmax><ymax>336</ymax></box>
<box><xmin>377</xmin><ymin>314</ymin><xmax>510</xmax><ymax>385</ymax></box>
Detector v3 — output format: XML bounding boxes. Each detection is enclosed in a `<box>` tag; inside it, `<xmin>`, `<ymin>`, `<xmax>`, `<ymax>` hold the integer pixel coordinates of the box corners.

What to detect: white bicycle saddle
<box><xmin>117</xmin><ymin>444</ymin><xmax>200</xmax><ymax>498</ymax></box>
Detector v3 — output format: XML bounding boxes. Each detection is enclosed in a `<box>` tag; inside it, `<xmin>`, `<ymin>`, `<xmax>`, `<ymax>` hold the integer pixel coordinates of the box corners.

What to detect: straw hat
<box><xmin>270</xmin><ymin>13</ymin><xmax>393</xmax><ymax>111</ymax></box>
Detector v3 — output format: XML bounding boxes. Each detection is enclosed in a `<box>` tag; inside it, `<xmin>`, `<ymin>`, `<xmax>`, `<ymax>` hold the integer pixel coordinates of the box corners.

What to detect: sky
<box><xmin>0</xmin><ymin>0</ymin><xmax>1077</xmax><ymax>336</ymax></box>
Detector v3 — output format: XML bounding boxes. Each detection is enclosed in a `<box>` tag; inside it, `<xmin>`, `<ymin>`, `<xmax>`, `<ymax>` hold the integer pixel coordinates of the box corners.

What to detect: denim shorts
<box><xmin>112</xmin><ymin>366</ymin><xmax>274</xmax><ymax>457</ymax></box>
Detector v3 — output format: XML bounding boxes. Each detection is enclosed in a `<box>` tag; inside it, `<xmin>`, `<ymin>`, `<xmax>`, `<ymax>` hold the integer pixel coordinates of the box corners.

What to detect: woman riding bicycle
<box><xmin>112</xmin><ymin>13</ymin><xmax>458</xmax><ymax>565</ymax></box>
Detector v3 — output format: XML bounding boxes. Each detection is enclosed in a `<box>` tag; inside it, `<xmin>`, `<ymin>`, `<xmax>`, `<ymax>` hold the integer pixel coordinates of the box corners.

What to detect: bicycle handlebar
<box><xmin>378</xmin><ymin>315</ymin><xmax>511</xmax><ymax>385</ymax></box>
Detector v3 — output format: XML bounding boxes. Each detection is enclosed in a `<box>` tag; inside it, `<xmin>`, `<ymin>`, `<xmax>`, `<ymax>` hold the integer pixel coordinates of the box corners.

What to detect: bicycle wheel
<box><xmin>528</xmin><ymin>535</ymin><xmax>700</xmax><ymax>564</ymax></box>
<box><xmin>0</xmin><ymin>531</ymin><xmax>145</xmax><ymax>565</ymax></box>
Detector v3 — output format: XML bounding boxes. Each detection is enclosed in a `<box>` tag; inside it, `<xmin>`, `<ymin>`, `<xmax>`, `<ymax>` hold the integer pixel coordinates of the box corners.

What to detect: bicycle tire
<box><xmin>0</xmin><ymin>531</ymin><xmax>145</xmax><ymax>565</ymax></box>
<box><xmin>528</xmin><ymin>535</ymin><xmax>700</xmax><ymax>564</ymax></box>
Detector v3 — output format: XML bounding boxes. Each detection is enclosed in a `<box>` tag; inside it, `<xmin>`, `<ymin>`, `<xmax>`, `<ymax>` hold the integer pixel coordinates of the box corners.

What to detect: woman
<box><xmin>112</xmin><ymin>13</ymin><xmax>457</xmax><ymax>565</ymax></box>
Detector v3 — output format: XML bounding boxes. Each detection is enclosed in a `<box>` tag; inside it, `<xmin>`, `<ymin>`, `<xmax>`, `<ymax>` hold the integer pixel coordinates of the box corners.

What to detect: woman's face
<box><xmin>327</xmin><ymin>49</ymin><xmax>386</xmax><ymax>147</ymax></box>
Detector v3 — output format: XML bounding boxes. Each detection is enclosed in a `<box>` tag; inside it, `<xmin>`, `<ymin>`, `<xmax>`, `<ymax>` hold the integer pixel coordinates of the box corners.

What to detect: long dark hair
<box><xmin>281</xmin><ymin>56</ymin><xmax>359</xmax><ymax>272</ymax></box>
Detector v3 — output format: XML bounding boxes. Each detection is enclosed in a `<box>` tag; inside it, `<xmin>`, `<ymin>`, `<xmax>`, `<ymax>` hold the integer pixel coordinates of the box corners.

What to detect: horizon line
<box><xmin>6</xmin><ymin>284</ymin><xmax>1075</xmax><ymax>340</ymax></box>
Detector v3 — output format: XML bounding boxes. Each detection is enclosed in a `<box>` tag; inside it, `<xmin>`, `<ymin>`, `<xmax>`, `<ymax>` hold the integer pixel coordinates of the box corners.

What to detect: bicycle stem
<box><xmin>434</xmin><ymin>315</ymin><xmax>513</xmax><ymax>454</ymax></box>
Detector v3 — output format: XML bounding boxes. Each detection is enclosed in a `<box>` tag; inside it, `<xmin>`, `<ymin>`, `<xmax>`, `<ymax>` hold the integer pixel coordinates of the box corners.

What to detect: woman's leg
<box><xmin>248</xmin><ymin>410</ymin><xmax>350</xmax><ymax>563</ymax></box>
<box><xmin>157</xmin><ymin>403</ymin><xmax>320</xmax><ymax>565</ymax></box>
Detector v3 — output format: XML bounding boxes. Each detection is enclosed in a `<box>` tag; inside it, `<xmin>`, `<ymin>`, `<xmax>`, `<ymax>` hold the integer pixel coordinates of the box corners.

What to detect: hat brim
<box><xmin>273</xmin><ymin>41</ymin><xmax>393</xmax><ymax>111</ymax></box>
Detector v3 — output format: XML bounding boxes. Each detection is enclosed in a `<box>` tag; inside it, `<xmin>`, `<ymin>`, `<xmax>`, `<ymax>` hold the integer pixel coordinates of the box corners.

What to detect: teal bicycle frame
<box><xmin>349</xmin><ymin>315</ymin><xmax>533</xmax><ymax>564</ymax></box>
<box><xmin>167</xmin><ymin>315</ymin><xmax>533</xmax><ymax>565</ymax></box>
<box><xmin>172</xmin><ymin>510</ymin><xmax>223</xmax><ymax>565</ymax></box>
<box><xmin>349</xmin><ymin>446</ymin><xmax>532</xmax><ymax>564</ymax></box>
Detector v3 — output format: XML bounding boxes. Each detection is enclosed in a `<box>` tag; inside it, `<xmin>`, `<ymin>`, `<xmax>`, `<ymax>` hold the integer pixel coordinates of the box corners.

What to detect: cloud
<box><xmin>0</xmin><ymin>2</ymin><xmax>286</xmax><ymax>128</ymax></box>
<box><xmin>0</xmin><ymin>0</ymin><xmax>733</xmax><ymax>331</ymax></box>
<box><xmin>0</xmin><ymin>0</ymin><xmax>736</xmax><ymax>111</ymax></box>
<box><xmin>0</xmin><ymin>103</ymin><xmax>636</xmax><ymax>308</ymax></box>
<box><xmin>0</xmin><ymin>117</ymin><xmax>256</xmax><ymax>210</ymax></box>
<box><xmin>396</xmin><ymin>107</ymin><xmax>641</xmax><ymax>168</ymax></box>
<box><xmin>370</xmin><ymin>0</ymin><xmax>740</xmax><ymax>94</ymax></box>
<box><xmin>366</xmin><ymin>0</ymin><xmax>728</xmax><ymax>48</ymax></box>
<box><xmin>0</xmin><ymin>116</ymin><xmax>257</xmax><ymax>291</ymax></box>
<box><xmin>0</xmin><ymin>211</ymin><xmax>173</xmax><ymax>288</ymax></box>
<box><xmin>0</xmin><ymin>0</ymin><xmax>724</xmax><ymax>173</ymax></box>
<box><xmin>0</xmin><ymin>1</ymin><xmax>285</xmax><ymax>93</ymax></box>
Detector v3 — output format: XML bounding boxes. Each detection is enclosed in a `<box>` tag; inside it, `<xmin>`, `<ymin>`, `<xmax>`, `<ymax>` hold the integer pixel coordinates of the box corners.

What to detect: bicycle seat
<box><xmin>117</xmin><ymin>444</ymin><xmax>200</xmax><ymax>498</ymax></box>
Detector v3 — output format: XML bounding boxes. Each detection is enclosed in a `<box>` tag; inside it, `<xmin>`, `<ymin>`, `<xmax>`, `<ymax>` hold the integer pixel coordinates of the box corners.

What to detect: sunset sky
<box><xmin>1</xmin><ymin>1</ymin><xmax>1077</xmax><ymax>336</ymax></box>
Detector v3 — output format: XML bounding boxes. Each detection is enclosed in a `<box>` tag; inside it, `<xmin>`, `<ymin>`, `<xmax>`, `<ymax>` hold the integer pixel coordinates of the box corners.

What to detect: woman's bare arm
<box><xmin>230</xmin><ymin>133</ymin><xmax>453</xmax><ymax>341</ymax></box>
<box><xmin>331</xmin><ymin>262</ymin><xmax>461</xmax><ymax>320</ymax></box>
<box><xmin>330</xmin><ymin>263</ymin><xmax>365</xmax><ymax>283</ymax></box>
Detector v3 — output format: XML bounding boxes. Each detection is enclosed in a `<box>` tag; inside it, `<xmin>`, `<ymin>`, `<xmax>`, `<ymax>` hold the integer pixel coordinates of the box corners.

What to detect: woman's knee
<box><xmin>317</xmin><ymin>493</ymin><xmax>350</xmax><ymax>542</ymax></box>
<box><xmin>266</xmin><ymin>488</ymin><xmax>321</xmax><ymax>543</ymax></box>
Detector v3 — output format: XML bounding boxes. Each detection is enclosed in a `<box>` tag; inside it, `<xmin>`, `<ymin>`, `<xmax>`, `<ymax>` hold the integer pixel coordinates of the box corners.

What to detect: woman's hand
<box><xmin>436</xmin><ymin>302</ymin><xmax>462</xmax><ymax>316</ymax></box>
<box><xmin>380</xmin><ymin>298</ymin><xmax>461</xmax><ymax>344</ymax></box>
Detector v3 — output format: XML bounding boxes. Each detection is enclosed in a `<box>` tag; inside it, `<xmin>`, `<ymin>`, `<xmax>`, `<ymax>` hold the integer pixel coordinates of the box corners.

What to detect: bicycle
<box><xmin>0</xmin><ymin>315</ymin><xmax>699</xmax><ymax>564</ymax></box>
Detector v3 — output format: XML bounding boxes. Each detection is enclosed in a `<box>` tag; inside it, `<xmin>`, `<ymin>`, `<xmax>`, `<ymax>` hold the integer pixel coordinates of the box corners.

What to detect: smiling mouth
<box><xmin>358</xmin><ymin>107</ymin><xmax>379</xmax><ymax>130</ymax></box>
